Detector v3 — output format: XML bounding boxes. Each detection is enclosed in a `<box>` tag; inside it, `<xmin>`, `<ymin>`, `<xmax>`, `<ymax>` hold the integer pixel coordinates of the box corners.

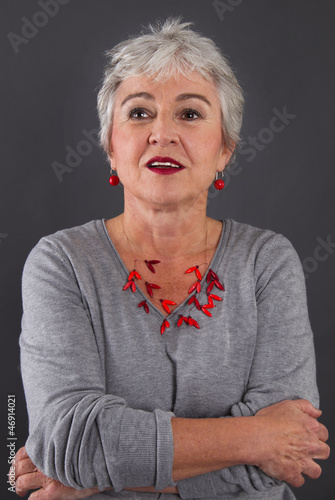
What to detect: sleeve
<box><xmin>20</xmin><ymin>238</ymin><xmax>175</xmax><ymax>492</ymax></box>
<box><xmin>177</xmin><ymin>234</ymin><xmax>319</xmax><ymax>499</ymax></box>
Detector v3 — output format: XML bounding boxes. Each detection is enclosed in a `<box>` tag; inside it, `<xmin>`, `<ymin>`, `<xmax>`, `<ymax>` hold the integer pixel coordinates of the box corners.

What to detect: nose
<box><xmin>148</xmin><ymin>114</ymin><xmax>179</xmax><ymax>146</ymax></box>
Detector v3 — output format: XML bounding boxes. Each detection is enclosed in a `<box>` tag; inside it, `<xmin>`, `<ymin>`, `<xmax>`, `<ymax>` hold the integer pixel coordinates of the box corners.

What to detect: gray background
<box><xmin>1</xmin><ymin>0</ymin><xmax>334</xmax><ymax>498</ymax></box>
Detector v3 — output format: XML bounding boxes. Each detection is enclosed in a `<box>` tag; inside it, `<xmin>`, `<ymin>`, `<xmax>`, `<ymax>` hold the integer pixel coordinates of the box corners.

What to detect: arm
<box><xmin>20</xmin><ymin>236</ymin><xmax>328</xmax><ymax>496</ymax></box>
<box><xmin>14</xmin><ymin>447</ymin><xmax>178</xmax><ymax>498</ymax></box>
<box><xmin>176</xmin><ymin>234</ymin><xmax>328</xmax><ymax>498</ymax></box>
<box><xmin>20</xmin><ymin>238</ymin><xmax>175</xmax><ymax>492</ymax></box>
<box><xmin>15</xmin><ymin>403</ymin><xmax>328</xmax><ymax>498</ymax></box>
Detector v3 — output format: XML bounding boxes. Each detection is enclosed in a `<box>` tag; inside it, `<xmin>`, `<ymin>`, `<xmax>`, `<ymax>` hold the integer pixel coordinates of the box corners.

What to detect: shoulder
<box><xmin>23</xmin><ymin>219</ymin><xmax>107</xmax><ymax>275</ymax></box>
<box><xmin>223</xmin><ymin>219</ymin><xmax>303</xmax><ymax>279</ymax></box>
<box><xmin>226</xmin><ymin>219</ymin><xmax>297</xmax><ymax>257</ymax></box>
<box><xmin>36</xmin><ymin>219</ymin><xmax>103</xmax><ymax>249</ymax></box>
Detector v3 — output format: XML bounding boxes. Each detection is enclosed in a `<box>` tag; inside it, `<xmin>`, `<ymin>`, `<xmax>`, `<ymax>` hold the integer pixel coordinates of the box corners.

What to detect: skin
<box><xmin>13</xmin><ymin>72</ymin><xmax>330</xmax><ymax>498</ymax></box>
<box><xmin>105</xmin><ymin>72</ymin><xmax>232</xmax><ymax>315</ymax></box>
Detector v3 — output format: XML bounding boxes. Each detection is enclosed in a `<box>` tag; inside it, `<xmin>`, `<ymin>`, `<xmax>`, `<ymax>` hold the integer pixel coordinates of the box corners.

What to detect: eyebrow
<box><xmin>121</xmin><ymin>92</ymin><xmax>212</xmax><ymax>107</ymax></box>
<box><xmin>121</xmin><ymin>92</ymin><xmax>154</xmax><ymax>107</ymax></box>
<box><xmin>176</xmin><ymin>93</ymin><xmax>212</xmax><ymax>107</ymax></box>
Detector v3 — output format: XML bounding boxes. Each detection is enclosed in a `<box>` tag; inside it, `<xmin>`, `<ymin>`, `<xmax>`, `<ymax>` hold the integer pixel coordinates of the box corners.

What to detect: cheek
<box><xmin>110</xmin><ymin>126</ymin><xmax>127</xmax><ymax>153</ymax></box>
<box><xmin>114</xmin><ymin>128</ymin><xmax>146</xmax><ymax>157</ymax></box>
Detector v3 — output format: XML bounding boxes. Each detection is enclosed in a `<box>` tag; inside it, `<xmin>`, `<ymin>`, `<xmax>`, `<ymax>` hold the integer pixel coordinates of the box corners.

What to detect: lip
<box><xmin>147</xmin><ymin>167</ymin><xmax>183</xmax><ymax>175</ymax></box>
<box><xmin>146</xmin><ymin>156</ymin><xmax>186</xmax><ymax>169</ymax></box>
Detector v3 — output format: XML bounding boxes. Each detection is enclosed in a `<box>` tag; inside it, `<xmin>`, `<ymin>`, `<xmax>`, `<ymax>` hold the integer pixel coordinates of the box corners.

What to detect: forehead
<box><xmin>114</xmin><ymin>71</ymin><xmax>221</xmax><ymax>106</ymax></box>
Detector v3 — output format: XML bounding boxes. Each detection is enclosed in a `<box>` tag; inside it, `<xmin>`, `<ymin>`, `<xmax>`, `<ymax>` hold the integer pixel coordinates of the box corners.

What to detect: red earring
<box><xmin>214</xmin><ymin>171</ymin><xmax>225</xmax><ymax>190</ymax></box>
<box><xmin>109</xmin><ymin>169</ymin><xmax>119</xmax><ymax>186</ymax></box>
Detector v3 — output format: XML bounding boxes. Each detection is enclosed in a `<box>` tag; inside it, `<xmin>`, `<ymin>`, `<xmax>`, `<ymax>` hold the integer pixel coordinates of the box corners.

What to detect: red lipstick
<box><xmin>146</xmin><ymin>156</ymin><xmax>186</xmax><ymax>175</ymax></box>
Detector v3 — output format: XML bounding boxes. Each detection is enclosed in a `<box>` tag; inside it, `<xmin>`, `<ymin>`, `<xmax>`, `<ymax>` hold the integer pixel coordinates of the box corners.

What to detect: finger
<box><xmin>318</xmin><ymin>422</ymin><xmax>329</xmax><ymax>442</ymax></box>
<box><xmin>302</xmin><ymin>460</ymin><xmax>322</xmax><ymax>480</ymax></box>
<box><xmin>313</xmin><ymin>442</ymin><xmax>330</xmax><ymax>461</ymax></box>
<box><xmin>16</xmin><ymin>488</ymin><xmax>29</xmax><ymax>498</ymax></box>
<box><xmin>288</xmin><ymin>473</ymin><xmax>305</xmax><ymax>488</ymax></box>
<box><xmin>15</xmin><ymin>457</ymin><xmax>39</xmax><ymax>480</ymax></box>
<box><xmin>15</xmin><ymin>446</ymin><xmax>29</xmax><ymax>462</ymax></box>
<box><xmin>16</xmin><ymin>470</ymin><xmax>45</xmax><ymax>495</ymax></box>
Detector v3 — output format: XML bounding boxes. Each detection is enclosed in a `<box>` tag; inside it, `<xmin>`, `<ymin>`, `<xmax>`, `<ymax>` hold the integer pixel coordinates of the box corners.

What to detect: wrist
<box><xmin>222</xmin><ymin>416</ymin><xmax>262</xmax><ymax>467</ymax></box>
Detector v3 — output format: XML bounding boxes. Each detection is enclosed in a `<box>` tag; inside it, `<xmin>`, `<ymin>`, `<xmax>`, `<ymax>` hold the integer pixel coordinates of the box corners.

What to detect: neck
<box><xmin>120</xmin><ymin>194</ymin><xmax>209</xmax><ymax>261</ymax></box>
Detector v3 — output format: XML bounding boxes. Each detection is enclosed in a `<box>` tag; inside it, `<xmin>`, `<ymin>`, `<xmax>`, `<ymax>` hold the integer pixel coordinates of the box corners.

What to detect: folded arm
<box><xmin>18</xmin><ymin>235</ymin><xmax>329</xmax><ymax>499</ymax></box>
<box><xmin>176</xmin><ymin>234</ymin><xmax>328</xmax><ymax>498</ymax></box>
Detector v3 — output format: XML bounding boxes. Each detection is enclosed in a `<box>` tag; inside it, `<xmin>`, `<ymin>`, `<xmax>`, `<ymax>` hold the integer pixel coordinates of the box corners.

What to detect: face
<box><xmin>109</xmin><ymin>72</ymin><xmax>233</xmax><ymax>208</ymax></box>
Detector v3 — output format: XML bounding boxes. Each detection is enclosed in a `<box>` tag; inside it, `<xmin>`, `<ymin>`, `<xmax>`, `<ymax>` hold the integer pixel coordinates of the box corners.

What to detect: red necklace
<box><xmin>121</xmin><ymin>226</ymin><xmax>224</xmax><ymax>334</ymax></box>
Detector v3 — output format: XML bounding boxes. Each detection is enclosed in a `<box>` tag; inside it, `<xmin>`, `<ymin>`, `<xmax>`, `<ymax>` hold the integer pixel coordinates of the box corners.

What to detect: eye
<box><xmin>129</xmin><ymin>108</ymin><xmax>150</xmax><ymax>119</ymax></box>
<box><xmin>180</xmin><ymin>108</ymin><xmax>202</xmax><ymax>121</ymax></box>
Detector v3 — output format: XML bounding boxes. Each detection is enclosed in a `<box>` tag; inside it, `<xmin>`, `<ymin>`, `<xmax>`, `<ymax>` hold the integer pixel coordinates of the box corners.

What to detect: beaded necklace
<box><xmin>121</xmin><ymin>224</ymin><xmax>224</xmax><ymax>334</ymax></box>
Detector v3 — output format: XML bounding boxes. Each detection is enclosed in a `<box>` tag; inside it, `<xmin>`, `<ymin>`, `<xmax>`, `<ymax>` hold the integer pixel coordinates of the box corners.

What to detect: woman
<box><xmin>15</xmin><ymin>19</ymin><xmax>329</xmax><ymax>499</ymax></box>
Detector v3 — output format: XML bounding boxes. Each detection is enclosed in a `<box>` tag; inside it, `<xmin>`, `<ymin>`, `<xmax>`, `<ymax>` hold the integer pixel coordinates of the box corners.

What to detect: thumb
<box><xmin>296</xmin><ymin>399</ymin><xmax>322</xmax><ymax>418</ymax></box>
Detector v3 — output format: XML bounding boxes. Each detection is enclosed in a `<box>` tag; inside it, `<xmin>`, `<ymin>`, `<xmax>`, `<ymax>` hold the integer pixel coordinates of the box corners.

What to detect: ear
<box><xmin>219</xmin><ymin>141</ymin><xmax>235</xmax><ymax>172</ymax></box>
<box><xmin>107</xmin><ymin>138</ymin><xmax>117</xmax><ymax>171</ymax></box>
<box><xmin>108</xmin><ymin>151</ymin><xmax>115</xmax><ymax>168</ymax></box>
<box><xmin>107</xmin><ymin>130</ymin><xmax>115</xmax><ymax>168</ymax></box>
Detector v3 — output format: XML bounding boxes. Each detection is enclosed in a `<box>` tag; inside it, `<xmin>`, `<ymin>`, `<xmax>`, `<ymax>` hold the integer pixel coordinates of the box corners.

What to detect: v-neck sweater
<box><xmin>20</xmin><ymin>219</ymin><xmax>318</xmax><ymax>499</ymax></box>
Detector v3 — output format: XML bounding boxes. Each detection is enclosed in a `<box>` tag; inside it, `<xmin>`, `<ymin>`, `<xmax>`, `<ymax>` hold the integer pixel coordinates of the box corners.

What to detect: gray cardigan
<box><xmin>20</xmin><ymin>219</ymin><xmax>318</xmax><ymax>499</ymax></box>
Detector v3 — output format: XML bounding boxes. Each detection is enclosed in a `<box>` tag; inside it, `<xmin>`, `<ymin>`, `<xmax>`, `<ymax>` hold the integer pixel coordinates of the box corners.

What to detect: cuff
<box><xmin>113</xmin><ymin>408</ymin><xmax>176</xmax><ymax>492</ymax></box>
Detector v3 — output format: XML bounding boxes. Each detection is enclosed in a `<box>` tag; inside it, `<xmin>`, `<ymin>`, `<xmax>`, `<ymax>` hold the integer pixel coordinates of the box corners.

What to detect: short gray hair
<box><xmin>97</xmin><ymin>18</ymin><xmax>244</xmax><ymax>155</ymax></box>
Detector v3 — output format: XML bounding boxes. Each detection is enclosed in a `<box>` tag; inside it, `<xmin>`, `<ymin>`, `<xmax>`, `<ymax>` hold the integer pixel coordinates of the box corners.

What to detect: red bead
<box><xmin>201</xmin><ymin>306</ymin><xmax>212</xmax><ymax>317</ymax></box>
<box><xmin>138</xmin><ymin>300</ymin><xmax>149</xmax><ymax>314</ymax></box>
<box><xmin>161</xmin><ymin>300</ymin><xmax>170</xmax><ymax>314</ymax></box>
<box><xmin>177</xmin><ymin>316</ymin><xmax>184</xmax><ymax>327</ymax></box>
<box><xmin>123</xmin><ymin>280</ymin><xmax>133</xmax><ymax>291</ymax></box>
<box><xmin>194</xmin><ymin>298</ymin><xmax>201</xmax><ymax>310</ymax></box>
<box><xmin>160</xmin><ymin>319</ymin><xmax>170</xmax><ymax>335</ymax></box>
<box><xmin>214</xmin><ymin>179</ymin><xmax>225</xmax><ymax>190</ymax></box>
<box><xmin>192</xmin><ymin>319</ymin><xmax>201</xmax><ymax>329</ymax></box>
<box><xmin>129</xmin><ymin>269</ymin><xmax>141</xmax><ymax>280</ymax></box>
<box><xmin>188</xmin><ymin>282</ymin><xmax>198</xmax><ymax>294</ymax></box>
<box><xmin>195</xmin><ymin>268</ymin><xmax>202</xmax><ymax>280</ymax></box>
<box><xmin>185</xmin><ymin>266</ymin><xmax>197</xmax><ymax>274</ymax></box>
<box><xmin>145</xmin><ymin>260</ymin><xmax>155</xmax><ymax>273</ymax></box>
<box><xmin>109</xmin><ymin>175</ymin><xmax>119</xmax><ymax>186</ymax></box>
<box><xmin>161</xmin><ymin>299</ymin><xmax>176</xmax><ymax>314</ymax></box>
<box><xmin>146</xmin><ymin>282</ymin><xmax>153</xmax><ymax>297</ymax></box>
<box><xmin>149</xmin><ymin>283</ymin><xmax>161</xmax><ymax>290</ymax></box>
<box><xmin>214</xmin><ymin>280</ymin><xmax>224</xmax><ymax>291</ymax></box>
<box><xmin>203</xmin><ymin>301</ymin><xmax>215</xmax><ymax>309</ymax></box>
<box><xmin>209</xmin><ymin>294</ymin><xmax>222</xmax><ymax>301</ymax></box>
<box><xmin>188</xmin><ymin>295</ymin><xmax>195</xmax><ymax>305</ymax></box>
<box><xmin>209</xmin><ymin>269</ymin><xmax>219</xmax><ymax>281</ymax></box>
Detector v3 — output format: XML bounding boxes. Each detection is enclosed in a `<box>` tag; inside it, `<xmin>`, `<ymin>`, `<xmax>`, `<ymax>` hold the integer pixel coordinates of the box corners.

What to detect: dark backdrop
<box><xmin>1</xmin><ymin>1</ymin><xmax>334</xmax><ymax>498</ymax></box>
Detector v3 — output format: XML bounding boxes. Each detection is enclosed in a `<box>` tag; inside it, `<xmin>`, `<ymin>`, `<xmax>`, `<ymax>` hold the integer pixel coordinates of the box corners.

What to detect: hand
<box><xmin>13</xmin><ymin>446</ymin><xmax>99</xmax><ymax>499</ymax></box>
<box><xmin>254</xmin><ymin>399</ymin><xmax>330</xmax><ymax>488</ymax></box>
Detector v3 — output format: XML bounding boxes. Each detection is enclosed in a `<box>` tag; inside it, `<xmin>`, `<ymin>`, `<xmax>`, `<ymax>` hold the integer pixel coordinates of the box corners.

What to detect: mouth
<box><xmin>146</xmin><ymin>156</ymin><xmax>186</xmax><ymax>175</ymax></box>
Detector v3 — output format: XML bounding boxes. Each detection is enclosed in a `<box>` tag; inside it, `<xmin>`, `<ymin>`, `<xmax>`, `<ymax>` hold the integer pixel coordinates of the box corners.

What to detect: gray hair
<box><xmin>97</xmin><ymin>18</ymin><xmax>244</xmax><ymax>155</ymax></box>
